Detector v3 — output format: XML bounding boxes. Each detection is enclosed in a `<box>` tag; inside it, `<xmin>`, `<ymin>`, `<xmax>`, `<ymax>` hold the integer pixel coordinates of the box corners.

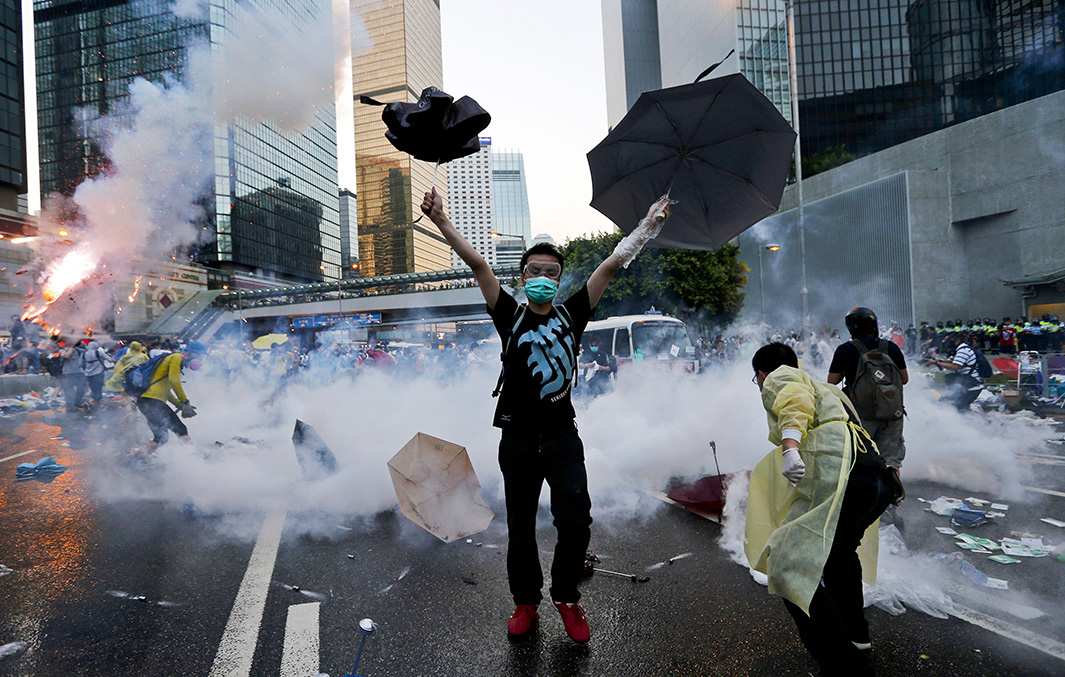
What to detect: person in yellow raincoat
<box><xmin>745</xmin><ymin>343</ymin><xmax>900</xmax><ymax>677</ymax></box>
<box><xmin>103</xmin><ymin>341</ymin><xmax>148</xmax><ymax>396</ymax></box>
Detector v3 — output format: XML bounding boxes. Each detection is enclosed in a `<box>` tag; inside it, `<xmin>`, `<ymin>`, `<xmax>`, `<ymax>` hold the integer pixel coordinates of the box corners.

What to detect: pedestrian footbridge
<box><xmin>145</xmin><ymin>265</ymin><xmax>521</xmax><ymax>341</ymax></box>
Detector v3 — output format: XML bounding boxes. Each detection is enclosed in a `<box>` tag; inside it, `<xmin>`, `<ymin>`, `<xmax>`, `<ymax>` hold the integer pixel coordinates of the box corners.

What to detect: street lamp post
<box><xmin>785</xmin><ymin>0</ymin><xmax>809</xmax><ymax>335</ymax></box>
<box><xmin>759</xmin><ymin>243</ymin><xmax>782</xmax><ymax>325</ymax></box>
<box><xmin>489</xmin><ymin>232</ymin><xmax>526</xmax><ymax>266</ymax></box>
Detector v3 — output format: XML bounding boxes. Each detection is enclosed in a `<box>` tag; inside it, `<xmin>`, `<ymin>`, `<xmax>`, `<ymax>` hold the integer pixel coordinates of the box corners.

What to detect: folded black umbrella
<box><xmin>360</xmin><ymin>86</ymin><xmax>491</xmax><ymax>164</ymax></box>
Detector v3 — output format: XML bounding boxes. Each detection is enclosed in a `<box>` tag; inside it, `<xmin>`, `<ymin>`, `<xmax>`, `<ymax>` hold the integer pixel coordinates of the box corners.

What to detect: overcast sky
<box><xmin>440</xmin><ymin>0</ymin><xmax>617</xmax><ymax>244</ymax></box>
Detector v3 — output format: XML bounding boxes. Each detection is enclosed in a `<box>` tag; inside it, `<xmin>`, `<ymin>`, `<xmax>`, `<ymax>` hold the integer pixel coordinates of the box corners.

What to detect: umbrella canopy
<box><xmin>360</xmin><ymin>86</ymin><xmax>491</xmax><ymax>164</ymax></box>
<box><xmin>387</xmin><ymin>432</ymin><xmax>494</xmax><ymax>543</ymax></box>
<box><xmin>587</xmin><ymin>73</ymin><xmax>796</xmax><ymax>251</ymax></box>
<box><xmin>252</xmin><ymin>333</ymin><xmax>288</xmax><ymax>350</ymax></box>
<box><xmin>292</xmin><ymin>420</ymin><xmax>338</xmax><ymax>482</ymax></box>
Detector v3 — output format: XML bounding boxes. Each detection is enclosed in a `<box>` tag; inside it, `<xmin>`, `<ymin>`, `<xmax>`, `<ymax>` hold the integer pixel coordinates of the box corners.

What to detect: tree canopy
<box><xmin>557</xmin><ymin>232</ymin><xmax>748</xmax><ymax>334</ymax></box>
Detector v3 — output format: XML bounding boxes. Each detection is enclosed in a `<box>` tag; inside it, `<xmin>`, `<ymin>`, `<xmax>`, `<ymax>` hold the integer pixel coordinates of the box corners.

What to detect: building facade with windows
<box><xmin>604</xmin><ymin>1</ymin><xmax>791</xmax><ymax>128</ymax></box>
<box><xmin>352</xmin><ymin>0</ymin><xmax>449</xmax><ymax>277</ymax></box>
<box><xmin>0</xmin><ymin>0</ymin><xmax>25</xmax><ymax>211</ymax></box>
<box><xmin>339</xmin><ymin>188</ymin><xmax>358</xmax><ymax>278</ymax></box>
<box><xmin>491</xmin><ymin>149</ymin><xmax>530</xmax><ymax>268</ymax></box>
<box><xmin>446</xmin><ymin>138</ymin><xmax>495</xmax><ymax>268</ymax></box>
<box><xmin>34</xmin><ymin>0</ymin><xmax>342</xmax><ymax>282</ymax></box>
<box><xmin>794</xmin><ymin>0</ymin><xmax>1065</xmax><ymax>160</ymax></box>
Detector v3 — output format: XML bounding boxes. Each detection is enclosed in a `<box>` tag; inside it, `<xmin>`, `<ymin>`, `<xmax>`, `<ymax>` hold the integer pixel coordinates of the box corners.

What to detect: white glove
<box><xmin>781</xmin><ymin>448</ymin><xmax>806</xmax><ymax>485</ymax></box>
<box><xmin>613</xmin><ymin>196</ymin><xmax>671</xmax><ymax>268</ymax></box>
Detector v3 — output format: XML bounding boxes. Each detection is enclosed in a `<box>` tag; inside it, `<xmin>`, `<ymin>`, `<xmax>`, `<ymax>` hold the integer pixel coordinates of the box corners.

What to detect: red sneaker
<box><xmin>553</xmin><ymin>601</ymin><xmax>590</xmax><ymax>643</ymax></box>
<box><xmin>507</xmin><ymin>604</ymin><xmax>539</xmax><ymax>636</ymax></box>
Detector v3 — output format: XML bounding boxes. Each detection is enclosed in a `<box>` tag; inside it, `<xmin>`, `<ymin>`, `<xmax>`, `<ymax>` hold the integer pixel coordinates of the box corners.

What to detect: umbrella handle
<box><xmin>411</xmin><ymin>161</ymin><xmax>442</xmax><ymax>225</ymax></box>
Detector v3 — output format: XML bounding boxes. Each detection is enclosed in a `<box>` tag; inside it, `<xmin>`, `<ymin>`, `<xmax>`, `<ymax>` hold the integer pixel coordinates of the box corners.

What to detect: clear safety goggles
<box><xmin>523</xmin><ymin>261</ymin><xmax>562</xmax><ymax>280</ymax></box>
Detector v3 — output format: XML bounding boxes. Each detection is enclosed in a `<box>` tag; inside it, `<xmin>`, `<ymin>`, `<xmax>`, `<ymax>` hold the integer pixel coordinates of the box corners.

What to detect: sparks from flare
<box><xmin>22</xmin><ymin>249</ymin><xmax>98</xmax><ymax>321</ymax></box>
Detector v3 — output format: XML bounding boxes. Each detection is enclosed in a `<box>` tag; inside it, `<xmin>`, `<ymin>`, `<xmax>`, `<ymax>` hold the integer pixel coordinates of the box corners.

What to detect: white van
<box><xmin>582</xmin><ymin>312</ymin><xmax>699</xmax><ymax>373</ymax></box>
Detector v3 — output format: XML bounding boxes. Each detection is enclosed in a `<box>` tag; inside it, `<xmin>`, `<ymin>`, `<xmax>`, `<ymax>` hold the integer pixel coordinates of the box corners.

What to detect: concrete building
<box><xmin>491</xmin><ymin>149</ymin><xmax>531</xmax><ymax>267</ymax></box>
<box><xmin>739</xmin><ymin>90</ymin><xmax>1065</xmax><ymax>332</ymax></box>
<box><xmin>446</xmin><ymin>138</ymin><xmax>495</xmax><ymax>268</ymax></box>
<box><xmin>34</xmin><ymin>0</ymin><xmax>342</xmax><ymax>282</ymax></box>
<box><xmin>339</xmin><ymin>188</ymin><xmax>358</xmax><ymax>278</ymax></box>
<box><xmin>352</xmin><ymin>0</ymin><xmax>449</xmax><ymax>277</ymax></box>
<box><xmin>603</xmin><ymin>0</ymin><xmax>791</xmax><ymax>129</ymax></box>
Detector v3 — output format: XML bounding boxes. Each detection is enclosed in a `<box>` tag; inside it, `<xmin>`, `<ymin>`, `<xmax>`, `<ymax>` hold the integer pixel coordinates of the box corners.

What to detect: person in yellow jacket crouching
<box><xmin>136</xmin><ymin>341</ymin><xmax>209</xmax><ymax>453</ymax></box>
<box><xmin>745</xmin><ymin>343</ymin><xmax>901</xmax><ymax>677</ymax></box>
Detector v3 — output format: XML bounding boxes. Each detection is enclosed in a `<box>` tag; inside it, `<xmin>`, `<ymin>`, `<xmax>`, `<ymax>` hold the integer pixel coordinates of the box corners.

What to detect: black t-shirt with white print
<box><xmin>487</xmin><ymin>285</ymin><xmax>592</xmax><ymax>429</ymax></box>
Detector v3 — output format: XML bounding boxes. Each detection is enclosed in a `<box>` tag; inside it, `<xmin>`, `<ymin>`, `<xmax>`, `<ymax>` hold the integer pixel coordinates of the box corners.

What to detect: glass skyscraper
<box><xmin>352</xmin><ymin>0</ymin><xmax>449</xmax><ymax>277</ymax></box>
<box><xmin>491</xmin><ymin>149</ymin><xmax>531</xmax><ymax>268</ymax></box>
<box><xmin>795</xmin><ymin>0</ymin><xmax>1065</xmax><ymax>160</ymax></box>
<box><xmin>34</xmin><ymin>0</ymin><xmax>341</xmax><ymax>281</ymax></box>
<box><xmin>606</xmin><ymin>1</ymin><xmax>791</xmax><ymax>127</ymax></box>
<box><xmin>0</xmin><ymin>0</ymin><xmax>25</xmax><ymax>208</ymax></box>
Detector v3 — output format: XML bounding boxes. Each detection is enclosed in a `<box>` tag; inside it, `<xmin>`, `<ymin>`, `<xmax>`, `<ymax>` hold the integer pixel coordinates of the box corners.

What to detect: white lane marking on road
<box><xmin>210</xmin><ymin>509</ymin><xmax>287</xmax><ymax>677</ymax></box>
<box><xmin>943</xmin><ymin>581</ymin><xmax>1046</xmax><ymax>620</ymax></box>
<box><xmin>280</xmin><ymin>602</ymin><xmax>320</xmax><ymax>677</ymax></box>
<box><xmin>950</xmin><ymin>603</ymin><xmax>1065</xmax><ymax>662</ymax></box>
<box><xmin>1023</xmin><ymin>486</ymin><xmax>1065</xmax><ymax>499</ymax></box>
<box><xmin>0</xmin><ymin>449</ymin><xmax>37</xmax><ymax>464</ymax></box>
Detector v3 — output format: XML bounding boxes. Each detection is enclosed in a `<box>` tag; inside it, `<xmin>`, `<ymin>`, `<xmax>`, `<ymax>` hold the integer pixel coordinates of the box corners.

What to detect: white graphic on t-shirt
<box><xmin>517</xmin><ymin>316</ymin><xmax>576</xmax><ymax>400</ymax></box>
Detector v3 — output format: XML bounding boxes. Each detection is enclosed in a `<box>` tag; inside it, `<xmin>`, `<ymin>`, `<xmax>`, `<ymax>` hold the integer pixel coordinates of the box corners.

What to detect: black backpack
<box><xmin>849</xmin><ymin>339</ymin><xmax>905</xmax><ymax>421</ymax></box>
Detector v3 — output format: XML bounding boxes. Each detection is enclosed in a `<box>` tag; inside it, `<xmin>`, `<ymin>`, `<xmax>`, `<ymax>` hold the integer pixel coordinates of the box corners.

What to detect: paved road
<box><xmin>0</xmin><ymin>411</ymin><xmax>1063</xmax><ymax>676</ymax></box>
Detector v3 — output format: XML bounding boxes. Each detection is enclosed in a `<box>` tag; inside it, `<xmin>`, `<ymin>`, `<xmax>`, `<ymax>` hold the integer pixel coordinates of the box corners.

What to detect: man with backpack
<box><xmin>421</xmin><ymin>187</ymin><xmax>671</xmax><ymax>644</ymax></box>
<box><xmin>60</xmin><ymin>338</ymin><xmax>88</xmax><ymax>414</ymax></box>
<box><xmin>927</xmin><ymin>334</ymin><xmax>986</xmax><ymax>411</ymax></box>
<box><xmin>131</xmin><ymin>340</ymin><xmax>208</xmax><ymax>453</ymax></box>
<box><xmin>827</xmin><ymin>308</ymin><xmax>908</xmax><ymax>525</ymax></box>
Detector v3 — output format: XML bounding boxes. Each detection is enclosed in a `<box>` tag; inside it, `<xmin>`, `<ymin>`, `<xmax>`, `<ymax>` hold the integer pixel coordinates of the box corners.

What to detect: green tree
<box><xmin>558</xmin><ymin>233</ymin><xmax>747</xmax><ymax>332</ymax></box>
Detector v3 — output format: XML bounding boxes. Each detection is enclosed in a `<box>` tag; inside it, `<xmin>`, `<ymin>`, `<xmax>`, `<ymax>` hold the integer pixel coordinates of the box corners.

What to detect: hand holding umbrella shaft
<box><xmin>613</xmin><ymin>197</ymin><xmax>671</xmax><ymax>268</ymax></box>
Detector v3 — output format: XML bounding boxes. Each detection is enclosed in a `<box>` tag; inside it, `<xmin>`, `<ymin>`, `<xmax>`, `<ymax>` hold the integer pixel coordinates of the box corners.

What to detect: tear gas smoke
<box><xmin>22</xmin><ymin>0</ymin><xmax>370</xmax><ymax>331</ymax></box>
<box><xmin>92</xmin><ymin>347</ymin><xmax>1046</xmax><ymax>545</ymax></box>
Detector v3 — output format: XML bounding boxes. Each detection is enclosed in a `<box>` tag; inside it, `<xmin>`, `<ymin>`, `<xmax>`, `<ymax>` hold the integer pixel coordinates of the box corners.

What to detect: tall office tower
<box><xmin>604</xmin><ymin>1</ymin><xmax>791</xmax><ymax>129</ymax></box>
<box><xmin>34</xmin><ymin>0</ymin><xmax>342</xmax><ymax>281</ymax></box>
<box><xmin>602</xmin><ymin>0</ymin><xmax>662</xmax><ymax>129</ymax></box>
<box><xmin>0</xmin><ymin>0</ymin><xmax>25</xmax><ymax>211</ymax></box>
<box><xmin>491</xmin><ymin>149</ymin><xmax>531</xmax><ymax>268</ymax></box>
<box><xmin>352</xmin><ymin>0</ymin><xmax>449</xmax><ymax>277</ymax></box>
<box><xmin>795</xmin><ymin>0</ymin><xmax>1065</xmax><ymax>160</ymax></box>
<box><xmin>339</xmin><ymin>188</ymin><xmax>358</xmax><ymax>278</ymax></box>
<box><xmin>446</xmin><ymin>138</ymin><xmax>495</xmax><ymax>268</ymax></box>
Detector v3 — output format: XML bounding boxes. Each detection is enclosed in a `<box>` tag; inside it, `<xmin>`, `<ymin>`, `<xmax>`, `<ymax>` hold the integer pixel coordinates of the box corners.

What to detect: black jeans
<box><xmin>498</xmin><ymin>423</ymin><xmax>592</xmax><ymax>606</ymax></box>
<box><xmin>782</xmin><ymin>464</ymin><xmax>896</xmax><ymax>677</ymax></box>
<box><xmin>136</xmin><ymin>398</ymin><xmax>188</xmax><ymax>446</ymax></box>
<box><xmin>944</xmin><ymin>372</ymin><xmax>982</xmax><ymax>411</ymax></box>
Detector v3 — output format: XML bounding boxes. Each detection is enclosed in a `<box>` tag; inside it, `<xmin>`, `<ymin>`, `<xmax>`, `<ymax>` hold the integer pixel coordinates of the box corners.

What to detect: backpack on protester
<box><xmin>123</xmin><ymin>354</ymin><xmax>168</xmax><ymax>397</ymax></box>
<box><xmin>971</xmin><ymin>348</ymin><xmax>993</xmax><ymax>379</ymax></box>
<box><xmin>849</xmin><ymin>338</ymin><xmax>905</xmax><ymax>421</ymax></box>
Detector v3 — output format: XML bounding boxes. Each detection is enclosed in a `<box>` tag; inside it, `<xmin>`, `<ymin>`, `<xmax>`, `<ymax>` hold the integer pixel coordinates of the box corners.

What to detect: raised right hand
<box><xmin>420</xmin><ymin>188</ymin><xmax>445</xmax><ymax>224</ymax></box>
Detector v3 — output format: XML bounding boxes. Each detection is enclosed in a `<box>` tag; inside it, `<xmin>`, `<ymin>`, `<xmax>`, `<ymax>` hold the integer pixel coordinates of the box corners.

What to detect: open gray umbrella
<box><xmin>587</xmin><ymin>70</ymin><xmax>796</xmax><ymax>251</ymax></box>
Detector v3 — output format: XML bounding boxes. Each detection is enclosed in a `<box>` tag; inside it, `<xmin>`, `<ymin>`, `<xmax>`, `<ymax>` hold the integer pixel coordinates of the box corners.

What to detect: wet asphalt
<box><xmin>0</xmin><ymin>412</ymin><xmax>1063</xmax><ymax>676</ymax></box>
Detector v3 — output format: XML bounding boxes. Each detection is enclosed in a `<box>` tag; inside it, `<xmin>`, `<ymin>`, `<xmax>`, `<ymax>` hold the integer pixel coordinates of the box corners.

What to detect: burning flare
<box><xmin>22</xmin><ymin>249</ymin><xmax>98</xmax><ymax>321</ymax></box>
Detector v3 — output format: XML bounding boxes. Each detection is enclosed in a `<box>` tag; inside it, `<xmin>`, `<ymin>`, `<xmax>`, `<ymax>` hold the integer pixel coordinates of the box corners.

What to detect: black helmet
<box><xmin>1052</xmin><ymin>315</ymin><xmax>1060</xmax><ymax>322</ymax></box>
<box><xmin>1031</xmin><ymin>318</ymin><xmax>1039</xmax><ymax>324</ymax></box>
<box><xmin>1003</xmin><ymin>316</ymin><xmax>1011</xmax><ymax>323</ymax></box>
<box><xmin>1042</xmin><ymin>313</ymin><xmax>1050</xmax><ymax>321</ymax></box>
<box><xmin>983</xmin><ymin>317</ymin><xmax>992</xmax><ymax>324</ymax></box>
<box><xmin>937</xmin><ymin>321</ymin><xmax>944</xmax><ymax>328</ymax></box>
<box><xmin>955</xmin><ymin>319</ymin><xmax>963</xmax><ymax>326</ymax></box>
<box><xmin>845</xmin><ymin>307</ymin><xmax>878</xmax><ymax>336</ymax></box>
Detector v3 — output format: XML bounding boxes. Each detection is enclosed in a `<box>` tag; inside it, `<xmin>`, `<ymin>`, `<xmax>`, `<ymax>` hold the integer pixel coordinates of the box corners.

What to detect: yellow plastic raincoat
<box><xmin>744</xmin><ymin>365</ymin><xmax>880</xmax><ymax>615</ymax></box>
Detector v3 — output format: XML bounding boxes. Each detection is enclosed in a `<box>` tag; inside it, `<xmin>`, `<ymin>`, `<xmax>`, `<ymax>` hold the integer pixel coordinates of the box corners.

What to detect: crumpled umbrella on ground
<box><xmin>587</xmin><ymin>65</ymin><xmax>796</xmax><ymax>251</ymax></box>
<box><xmin>387</xmin><ymin>433</ymin><xmax>493</xmax><ymax>543</ymax></box>
<box><xmin>292</xmin><ymin>420</ymin><xmax>338</xmax><ymax>482</ymax></box>
<box><xmin>360</xmin><ymin>86</ymin><xmax>491</xmax><ymax>164</ymax></box>
<box><xmin>251</xmin><ymin>333</ymin><xmax>288</xmax><ymax>350</ymax></box>
<box><xmin>16</xmin><ymin>457</ymin><xmax>67</xmax><ymax>481</ymax></box>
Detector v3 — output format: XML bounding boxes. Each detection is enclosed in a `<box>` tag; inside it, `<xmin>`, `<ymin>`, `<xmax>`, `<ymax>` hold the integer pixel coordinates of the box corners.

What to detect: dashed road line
<box><xmin>281</xmin><ymin>602</ymin><xmax>320</xmax><ymax>677</ymax></box>
<box><xmin>0</xmin><ymin>449</ymin><xmax>37</xmax><ymax>464</ymax></box>
<box><xmin>1023</xmin><ymin>486</ymin><xmax>1065</xmax><ymax>499</ymax></box>
<box><xmin>210</xmin><ymin>509</ymin><xmax>287</xmax><ymax>677</ymax></box>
